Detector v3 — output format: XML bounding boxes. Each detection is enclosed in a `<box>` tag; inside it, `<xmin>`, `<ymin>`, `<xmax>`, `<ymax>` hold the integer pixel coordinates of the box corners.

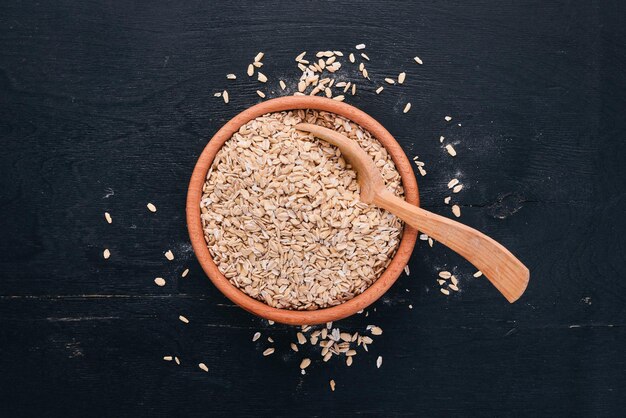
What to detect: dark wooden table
<box><xmin>1</xmin><ymin>1</ymin><xmax>625</xmax><ymax>416</ymax></box>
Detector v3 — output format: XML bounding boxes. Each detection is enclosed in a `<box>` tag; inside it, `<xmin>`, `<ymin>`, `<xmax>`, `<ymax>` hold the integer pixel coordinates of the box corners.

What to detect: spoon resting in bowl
<box><xmin>295</xmin><ymin>123</ymin><xmax>529</xmax><ymax>303</ymax></box>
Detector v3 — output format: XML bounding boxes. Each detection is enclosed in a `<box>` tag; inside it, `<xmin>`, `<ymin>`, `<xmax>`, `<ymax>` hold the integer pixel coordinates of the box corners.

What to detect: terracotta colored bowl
<box><xmin>186</xmin><ymin>96</ymin><xmax>419</xmax><ymax>325</ymax></box>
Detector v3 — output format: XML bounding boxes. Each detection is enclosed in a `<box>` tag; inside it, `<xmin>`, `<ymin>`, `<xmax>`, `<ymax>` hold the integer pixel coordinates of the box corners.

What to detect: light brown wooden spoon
<box><xmin>295</xmin><ymin>123</ymin><xmax>529</xmax><ymax>303</ymax></box>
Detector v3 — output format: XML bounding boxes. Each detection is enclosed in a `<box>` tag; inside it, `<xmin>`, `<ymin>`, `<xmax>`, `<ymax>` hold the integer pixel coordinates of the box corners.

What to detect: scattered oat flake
<box><xmin>375</xmin><ymin>86</ymin><xmax>383</xmax><ymax>94</ymax></box>
<box><xmin>330</xmin><ymin>379</ymin><xmax>336</xmax><ymax>391</ymax></box>
<box><xmin>263</xmin><ymin>348</ymin><xmax>275</xmax><ymax>356</ymax></box>
<box><xmin>448</xmin><ymin>179</ymin><xmax>459</xmax><ymax>188</ymax></box>
<box><xmin>376</xmin><ymin>356</ymin><xmax>383</xmax><ymax>368</ymax></box>
<box><xmin>409</xmin><ymin>304</ymin><xmax>413</xmax><ymax>309</ymax></box>
<box><xmin>198</xmin><ymin>363</ymin><xmax>209</xmax><ymax>372</ymax></box>
<box><xmin>103</xmin><ymin>249</ymin><xmax>110</xmax><ymax>259</ymax></box>
<box><xmin>181</xmin><ymin>268</ymin><xmax>189</xmax><ymax>278</ymax></box>
<box><xmin>174</xmin><ymin>356</ymin><xmax>180</xmax><ymax>365</ymax></box>
<box><xmin>179</xmin><ymin>315</ymin><xmax>189</xmax><ymax>324</ymax></box>
<box><xmin>444</xmin><ymin>196</ymin><xmax>451</xmax><ymax>204</ymax></box>
<box><xmin>384</xmin><ymin>78</ymin><xmax>396</xmax><ymax>84</ymax></box>
<box><xmin>267</xmin><ymin>337</ymin><xmax>274</xmax><ymax>343</ymax></box>
<box><xmin>247</xmin><ymin>64</ymin><xmax>254</xmax><ymax>77</ymax></box>
<box><xmin>361</xmin><ymin>53</ymin><xmax>370</xmax><ymax>61</ymax></box>
<box><xmin>165</xmin><ymin>250</ymin><xmax>174</xmax><ymax>261</ymax></box>
<box><xmin>268</xmin><ymin>320</ymin><xmax>274</xmax><ymax>325</ymax></box>
<box><xmin>257</xmin><ymin>72</ymin><xmax>267</xmax><ymax>83</ymax></box>
<box><xmin>404</xmin><ymin>265</ymin><xmax>410</xmax><ymax>276</ymax></box>
<box><xmin>419</xmin><ymin>233</ymin><xmax>429</xmax><ymax>241</ymax></box>
<box><xmin>346</xmin><ymin>356</ymin><xmax>353</xmax><ymax>366</ymax></box>
<box><xmin>414</xmin><ymin>56</ymin><xmax>423</xmax><ymax>65</ymax></box>
<box><xmin>452</xmin><ymin>205</ymin><xmax>461</xmax><ymax>217</ymax></box>
<box><xmin>440</xmin><ymin>288</ymin><xmax>450</xmax><ymax>295</ymax></box>
<box><xmin>355</xmin><ymin>43</ymin><xmax>366</xmax><ymax>50</ymax></box>
<box><xmin>445</xmin><ymin>116</ymin><xmax>452</xmax><ymax>122</ymax></box>
<box><xmin>300</xmin><ymin>358</ymin><xmax>311</xmax><ymax>369</ymax></box>
<box><xmin>445</xmin><ymin>144</ymin><xmax>457</xmax><ymax>156</ymax></box>
<box><xmin>473</xmin><ymin>271</ymin><xmax>483</xmax><ymax>278</ymax></box>
<box><xmin>226</xmin><ymin>73</ymin><xmax>236</xmax><ymax>80</ymax></box>
<box><xmin>333</xmin><ymin>95</ymin><xmax>345</xmax><ymax>101</ymax></box>
<box><xmin>104</xmin><ymin>212</ymin><xmax>112</xmax><ymax>224</ymax></box>
<box><xmin>403</xmin><ymin>103</ymin><xmax>411</xmax><ymax>114</ymax></box>
<box><xmin>370</xmin><ymin>326</ymin><xmax>383</xmax><ymax>336</ymax></box>
<box><xmin>451</xmin><ymin>275</ymin><xmax>459</xmax><ymax>286</ymax></box>
<box><xmin>453</xmin><ymin>184</ymin><xmax>463</xmax><ymax>193</ymax></box>
<box><xmin>279</xmin><ymin>80</ymin><xmax>286</xmax><ymax>90</ymax></box>
<box><xmin>398</xmin><ymin>72</ymin><xmax>406</xmax><ymax>84</ymax></box>
<box><xmin>349</xmin><ymin>53</ymin><xmax>355</xmax><ymax>63</ymax></box>
<box><xmin>154</xmin><ymin>277</ymin><xmax>166</xmax><ymax>287</ymax></box>
<box><xmin>163</xmin><ymin>356</ymin><xmax>172</xmax><ymax>361</ymax></box>
<box><xmin>297</xmin><ymin>332</ymin><xmax>307</xmax><ymax>345</ymax></box>
<box><xmin>254</xmin><ymin>52</ymin><xmax>264</xmax><ymax>62</ymax></box>
<box><xmin>147</xmin><ymin>203</ymin><xmax>157</xmax><ymax>212</ymax></box>
<box><xmin>428</xmin><ymin>238</ymin><xmax>434</xmax><ymax>247</ymax></box>
<box><xmin>438</xmin><ymin>279</ymin><xmax>446</xmax><ymax>285</ymax></box>
<box><xmin>449</xmin><ymin>284</ymin><xmax>459</xmax><ymax>292</ymax></box>
<box><xmin>439</xmin><ymin>135</ymin><xmax>445</xmax><ymax>143</ymax></box>
<box><xmin>214</xmin><ymin>92</ymin><xmax>222</xmax><ymax>97</ymax></box>
<box><xmin>290</xmin><ymin>343</ymin><xmax>298</xmax><ymax>352</ymax></box>
<box><xmin>295</xmin><ymin>51</ymin><xmax>306</xmax><ymax>61</ymax></box>
<box><xmin>223</xmin><ymin>90</ymin><xmax>229</xmax><ymax>104</ymax></box>
<box><xmin>256</xmin><ymin>90</ymin><xmax>266</xmax><ymax>98</ymax></box>
<box><xmin>439</xmin><ymin>271</ymin><xmax>452</xmax><ymax>279</ymax></box>
<box><xmin>252</xmin><ymin>332</ymin><xmax>261</xmax><ymax>342</ymax></box>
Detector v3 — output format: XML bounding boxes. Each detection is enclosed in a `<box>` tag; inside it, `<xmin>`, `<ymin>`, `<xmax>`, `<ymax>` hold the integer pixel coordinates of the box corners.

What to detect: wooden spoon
<box><xmin>295</xmin><ymin>123</ymin><xmax>529</xmax><ymax>303</ymax></box>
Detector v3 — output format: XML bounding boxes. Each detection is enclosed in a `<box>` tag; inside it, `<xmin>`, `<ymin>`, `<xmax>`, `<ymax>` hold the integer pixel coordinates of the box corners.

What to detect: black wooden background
<box><xmin>1</xmin><ymin>1</ymin><xmax>625</xmax><ymax>416</ymax></box>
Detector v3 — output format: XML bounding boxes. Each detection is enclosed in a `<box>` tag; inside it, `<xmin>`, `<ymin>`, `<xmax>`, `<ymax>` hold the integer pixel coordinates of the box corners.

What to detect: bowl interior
<box><xmin>186</xmin><ymin>96</ymin><xmax>419</xmax><ymax>325</ymax></box>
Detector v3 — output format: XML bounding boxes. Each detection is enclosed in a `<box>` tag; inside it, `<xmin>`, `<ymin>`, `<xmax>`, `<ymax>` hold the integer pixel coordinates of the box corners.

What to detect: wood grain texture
<box><xmin>1</xmin><ymin>0</ymin><xmax>625</xmax><ymax>416</ymax></box>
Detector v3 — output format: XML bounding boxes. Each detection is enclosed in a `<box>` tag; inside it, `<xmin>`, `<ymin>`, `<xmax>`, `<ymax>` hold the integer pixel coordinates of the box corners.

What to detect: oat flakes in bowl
<box><xmin>200</xmin><ymin>109</ymin><xmax>404</xmax><ymax>310</ymax></box>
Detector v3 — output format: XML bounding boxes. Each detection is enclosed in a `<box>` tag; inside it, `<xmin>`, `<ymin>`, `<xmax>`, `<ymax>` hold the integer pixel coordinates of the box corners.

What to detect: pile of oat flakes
<box><xmin>99</xmin><ymin>43</ymin><xmax>483</xmax><ymax>389</ymax></box>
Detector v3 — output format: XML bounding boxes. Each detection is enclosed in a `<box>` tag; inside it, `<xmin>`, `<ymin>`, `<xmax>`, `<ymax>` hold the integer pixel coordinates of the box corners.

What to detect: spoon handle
<box><xmin>373</xmin><ymin>189</ymin><xmax>529</xmax><ymax>302</ymax></box>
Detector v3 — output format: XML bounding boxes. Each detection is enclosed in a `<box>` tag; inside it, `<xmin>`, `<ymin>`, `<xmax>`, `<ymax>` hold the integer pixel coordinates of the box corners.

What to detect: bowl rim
<box><xmin>186</xmin><ymin>96</ymin><xmax>419</xmax><ymax>325</ymax></box>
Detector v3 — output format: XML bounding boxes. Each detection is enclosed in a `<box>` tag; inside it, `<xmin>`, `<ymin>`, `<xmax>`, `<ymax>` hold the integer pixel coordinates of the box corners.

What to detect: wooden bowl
<box><xmin>186</xmin><ymin>96</ymin><xmax>419</xmax><ymax>325</ymax></box>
